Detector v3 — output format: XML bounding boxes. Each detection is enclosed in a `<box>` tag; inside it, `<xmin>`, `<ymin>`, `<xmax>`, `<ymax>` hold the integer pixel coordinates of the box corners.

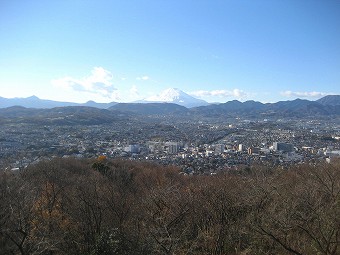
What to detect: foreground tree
<box><xmin>248</xmin><ymin>163</ymin><xmax>340</xmax><ymax>254</ymax></box>
<box><xmin>0</xmin><ymin>158</ymin><xmax>339</xmax><ymax>254</ymax></box>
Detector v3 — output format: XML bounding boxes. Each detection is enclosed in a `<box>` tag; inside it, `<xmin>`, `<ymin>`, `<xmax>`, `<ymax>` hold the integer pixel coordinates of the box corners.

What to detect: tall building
<box><xmin>124</xmin><ymin>144</ymin><xmax>140</xmax><ymax>153</ymax></box>
<box><xmin>215</xmin><ymin>144</ymin><xmax>225</xmax><ymax>154</ymax></box>
<box><xmin>248</xmin><ymin>147</ymin><xmax>260</xmax><ymax>155</ymax></box>
<box><xmin>273</xmin><ymin>142</ymin><xmax>294</xmax><ymax>152</ymax></box>
<box><xmin>148</xmin><ymin>141</ymin><xmax>161</xmax><ymax>153</ymax></box>
<box><xmin>168</xmin><ymin>142</ymin><xmax>180</xmax><ymax>154</ymax></box>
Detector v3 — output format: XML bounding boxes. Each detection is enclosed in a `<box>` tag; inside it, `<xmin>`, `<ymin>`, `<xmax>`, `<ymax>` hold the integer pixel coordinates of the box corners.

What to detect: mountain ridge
<box><xmin>316</xmin><ymin>95</ymin><xmax>340</xmax><ymax>106</ymax></box>
<box><xmin>1</xmin><ymin>94</ymin><xmax>340</xmax><ymax>118</ymax></box>
<box><xmin>0</xmin><ymin>105</ymin><xmax>130</xmax><ymax>125</ymax></box>
<box><xmin>0</xmin><ymin>96</ymin><xmax>118</xmax><ymax>109</ymax></box>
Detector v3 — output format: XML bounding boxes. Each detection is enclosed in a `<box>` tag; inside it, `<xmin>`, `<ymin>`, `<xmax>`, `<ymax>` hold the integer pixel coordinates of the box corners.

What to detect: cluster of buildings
<box><xmin>1</xmin><ymin>116</ymin><xmax>340</xmax><ymax>173</ymax></box>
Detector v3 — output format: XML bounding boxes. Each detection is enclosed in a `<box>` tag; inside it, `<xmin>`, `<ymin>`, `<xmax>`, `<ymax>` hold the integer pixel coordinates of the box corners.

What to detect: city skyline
<box><xmin>1</xmin><ymin>1</ymin><xmax>339</xmax><ymax>103</ymax></box>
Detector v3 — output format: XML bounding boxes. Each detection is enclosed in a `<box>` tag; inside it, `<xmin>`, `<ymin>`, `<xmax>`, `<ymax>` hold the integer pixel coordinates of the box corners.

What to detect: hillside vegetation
<box><xmin>1</xmin><ymin>158</ymin><xmax>340</xmax><ymax>254</ymax></box>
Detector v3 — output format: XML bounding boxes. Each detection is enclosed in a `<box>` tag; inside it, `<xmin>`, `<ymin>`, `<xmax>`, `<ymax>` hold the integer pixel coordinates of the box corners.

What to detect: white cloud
<box><xmin>281</xmin><ymin>91</ymin><xmax>332</xmax><ymax>98</ymax></box>
<box><xmin>51</xmin><ymin>67</ymin><xmax>117</xmax><ymax>99</ymax></box>
<box><xmin>111</xmin><ymin>91</ymin><xmax>121</xmax><ymax>101</ymax></box>
<box><xmin>190</xmin><ymin>89</ymin><xmax>247</xmax><ymax>98</ymax></box>
<box><xmin>136</xmin><ymin>76</ymin><xmax>149</xmax><ymax>81</ymax></box>
<box><xmin>129</xmin><ymin>85</ymin><xmax>139</xmax><ymax>96</ymax></box>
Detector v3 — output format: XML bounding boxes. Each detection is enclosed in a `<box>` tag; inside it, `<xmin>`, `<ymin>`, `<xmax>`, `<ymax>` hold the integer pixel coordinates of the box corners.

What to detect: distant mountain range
<box><xmin>191</xmin><ymin>96</ymin><xmax>340</xmax><ymax>118</ymax></box>
<box><xmin>316</xmin><ymin>95</ymin><xmax>340</xmax><ymax>106</ymax></box>
<box><xmin>0</xmin><ymin>88</ymin><xmax>206</xmax><ymax>109</ymax></box>
<box><xmin>0</xmin><ymin>93</ymin><xmax>340</xmax><ymax>120</ymax></box>
<box><xmin>0</xmin><ymin>95</ymin><xmax>118</xmax><ymax>109</ymax></box>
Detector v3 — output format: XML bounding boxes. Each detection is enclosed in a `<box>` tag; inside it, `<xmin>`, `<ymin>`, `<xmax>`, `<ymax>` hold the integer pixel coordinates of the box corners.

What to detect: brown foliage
<box><xmin>0</xmin><ymin>158</ymin><xmax>340</xmax><ymax>254</ymax></box>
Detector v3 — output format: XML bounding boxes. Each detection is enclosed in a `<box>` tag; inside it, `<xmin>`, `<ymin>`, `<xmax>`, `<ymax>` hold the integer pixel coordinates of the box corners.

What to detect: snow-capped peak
<box><xmin>146</xmin><ymin>88</ymin><xmax>188</xmax><ymax>102</ymax></box>
<box><xmin>143</xmin><ymin>88</ymin><xmax>209</xmax><ymax>108</ymax></box>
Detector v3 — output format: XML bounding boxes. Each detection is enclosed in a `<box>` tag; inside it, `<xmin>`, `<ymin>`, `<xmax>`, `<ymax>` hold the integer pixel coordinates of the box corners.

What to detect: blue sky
<box><xmin>0</xmin><ymin>0</ymin><xmax>339</xmax><ymax>103</ymax></box>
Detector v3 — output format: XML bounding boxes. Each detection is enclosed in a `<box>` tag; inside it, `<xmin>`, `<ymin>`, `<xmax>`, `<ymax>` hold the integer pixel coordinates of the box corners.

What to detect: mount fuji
<box><xmin>140</xmin><ymin>88</ymin><xmax>209</xmax><ymax>108</ymax></box>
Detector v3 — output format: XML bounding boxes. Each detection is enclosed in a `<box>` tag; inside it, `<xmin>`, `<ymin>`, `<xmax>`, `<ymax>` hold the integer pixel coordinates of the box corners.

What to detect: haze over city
<box><xmin>0</xmin><ymin>0</ymin><xmax>339</xmax><ymax>104</ymax></box>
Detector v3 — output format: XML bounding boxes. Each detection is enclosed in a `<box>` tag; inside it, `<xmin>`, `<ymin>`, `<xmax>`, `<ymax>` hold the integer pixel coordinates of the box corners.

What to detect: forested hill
<box><xmin>1</xmin><ymin>157</ymin><xmax>340</xmax><ymax>254</ymax></box>
<box><xmin>190</xmin><ymin>98</ymin><xmax>340</xmax><ymax>118</ymax></box>
<box><xmin>0</xmin><ymin>106</ymin><xmax>131</xmax><ymax>125</ymax></box>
